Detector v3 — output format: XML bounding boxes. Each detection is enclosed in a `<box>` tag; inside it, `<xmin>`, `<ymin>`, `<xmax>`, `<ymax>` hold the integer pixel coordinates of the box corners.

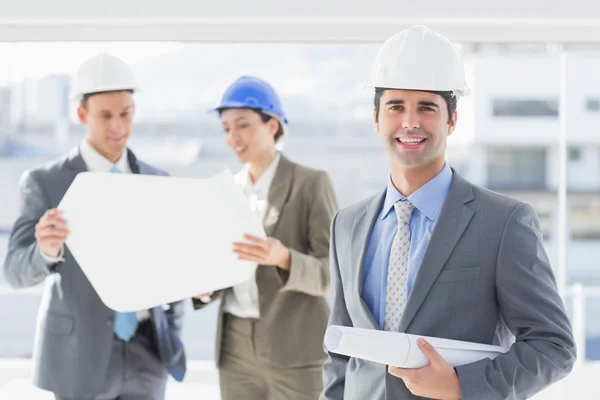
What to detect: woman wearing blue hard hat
<box><xmin>193</xmin><ymin>76</ymin><xmax>338</xmax><ymax>399</ymax></box>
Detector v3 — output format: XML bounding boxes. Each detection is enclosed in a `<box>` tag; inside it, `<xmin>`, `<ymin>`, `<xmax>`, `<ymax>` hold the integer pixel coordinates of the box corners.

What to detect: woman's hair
<box><xmin>219</xmin><ymin>108</ymin><xmax>284</xmax><ymax>142</ymax></box>
<box><xmin>254</xmin><ymin>109</ymin><xmax>284</xmax><ymax>143</ymax></box>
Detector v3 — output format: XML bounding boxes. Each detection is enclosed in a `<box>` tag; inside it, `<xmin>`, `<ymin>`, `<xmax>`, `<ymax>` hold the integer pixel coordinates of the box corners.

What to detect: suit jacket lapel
<box><xmin>398</xmin><ymin>171</ymin><xmax>475</xmax><ymax>332</ymax></box>
<box><xmin>350</xmin><ymin>191</ymin><xmax>385</xmax><ymax>330</ymax></box>
<box><xmin>263</xmin><ymin>155</ymin><xmax>294</xmax><ymax>236</ymax></box>
<box><xmin>60</xmin><ymin>145</ymin><xmax>88</xmax><ymax>195</ymax></box>
<box><xmin>126</xmin><ymin>148</ymin><xmax>140</xmax><ymax>174</ymax></box>
<box><xmin>66</xmin><ymin>145</ymin><xmax>87</xmax><ymax>173</ymax></box>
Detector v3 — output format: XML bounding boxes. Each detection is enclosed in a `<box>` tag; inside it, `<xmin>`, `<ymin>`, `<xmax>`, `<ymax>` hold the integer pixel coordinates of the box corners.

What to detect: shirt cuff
<box><xmin>40</xmin><ymin>245</ymin><xmax>65</xmax><ymax>265</ymax></box>
<box><xmin>199</xmin><ymin>292</ymin><xmax>214</xmax><ymax>303</ymax></box>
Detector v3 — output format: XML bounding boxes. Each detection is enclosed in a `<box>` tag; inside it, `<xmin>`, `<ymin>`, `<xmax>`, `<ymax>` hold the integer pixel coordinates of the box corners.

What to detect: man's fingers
<box><xmin>37</xmin><ymin>223</ymin><xmax>69</xmax><ymax>233</ymax></box>
<box><xmin>417</xmin><ymin>338</ymin><xmax>444</xmax><ymax>366</ymax></box>
<box><xmin>37</xmin><ymin>236</ymin><xmax>68</xmax><ymax>245</ymax></box>
<box><xmin>39</xmin><ymin>217</ymin><xmax>68</xmax><ymax>230</ymax></box>
<box><xmin>42</xmin><ymin>208</ymin><xmax>63</xmax><ymax>220</ymax></box>
<box><xmin>36</xmin><ymin>226</ymin><xmax>69</xmax><ymax>238</ymax></box>
<box><xmin>388</xmin><ymin>366</ymin><xmax>417</xmax><ymax>380</ymax></box>
<box><xmin>45</xmin><ymin>209</ymin><xmax>62</xmax><ymax>217</ymax></box>
<box><xmin>44</xmin><ymin>216</ymin><xmax>67</xmax><ymax>227</ymax></box>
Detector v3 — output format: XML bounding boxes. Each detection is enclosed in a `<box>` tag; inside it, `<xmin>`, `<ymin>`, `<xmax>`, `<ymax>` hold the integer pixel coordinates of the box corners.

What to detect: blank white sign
<box><xmin>57</xmin><ymin>169</ymin><xmax>264</xmax><ymax>312</ymax></box>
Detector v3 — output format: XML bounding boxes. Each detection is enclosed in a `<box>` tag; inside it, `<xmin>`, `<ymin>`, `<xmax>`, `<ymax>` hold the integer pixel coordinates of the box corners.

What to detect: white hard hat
<box><xmin>367</xmin><ymin>25</ymin><xmax>470</xmax><ymax>97</ymax></box>
<box><xmin>69</xmin><ymin>52</ymin><xmax>139</xmax><ymax>101</ymax></box>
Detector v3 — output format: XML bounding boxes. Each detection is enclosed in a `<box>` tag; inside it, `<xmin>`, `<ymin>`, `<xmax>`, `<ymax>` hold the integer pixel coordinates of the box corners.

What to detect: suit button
<box><xmin>106</xmin><ymin>319</ymin><xmax>113</xmax><ymax>328</ymax></box>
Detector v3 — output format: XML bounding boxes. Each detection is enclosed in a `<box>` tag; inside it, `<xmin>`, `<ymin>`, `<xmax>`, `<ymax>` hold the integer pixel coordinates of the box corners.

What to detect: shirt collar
<box><xmin>381</xmin><ymin>162</ymin><xmax>453</xmax><ymax>222</ymax></box>
<box><xmin>236</xmin><ymin>152</ymin><xmax>281</xmax><ymax>192</ymax></box>
<box><xmin>80</xmin><ymin>139</ymin><xmax>128</xmax><ymax>173</ymax></box>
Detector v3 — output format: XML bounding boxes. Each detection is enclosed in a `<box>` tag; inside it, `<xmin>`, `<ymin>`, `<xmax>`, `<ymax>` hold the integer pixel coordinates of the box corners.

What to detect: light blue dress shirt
<box><xmin>362</xmin><ymin>163</ymin><xmax>453</xmax><ymax>330</ymax></box>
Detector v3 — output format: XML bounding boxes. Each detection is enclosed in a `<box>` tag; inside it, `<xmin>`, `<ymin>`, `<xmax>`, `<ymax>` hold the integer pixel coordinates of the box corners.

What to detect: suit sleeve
<box><xmin>455</xmin><ymin>203</ymin><xmax>576</xmax><ymax>399</ymax></box>
<box><xmin>280</xmin><ymin>171</ymin><xmax>338</xmax><ymax>296</ymax></box>
<box><xmin>165</xmin><ymin>299</ymin><xmax>186</xmax><ymax>337</ymax></box>
<box><xmin>320</xmin><ymin>211</ymin><xmax>352</xmax><ymax>400</ymax></box>
<box><xmin>3</xmin><ymin>170</ymin><xmax>59</xmax><ymax>288</ymax></box>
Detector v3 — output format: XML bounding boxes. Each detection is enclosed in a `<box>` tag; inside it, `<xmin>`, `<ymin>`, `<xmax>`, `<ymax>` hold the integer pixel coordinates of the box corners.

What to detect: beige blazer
<box><xmin>193</xmin><ymin>154</ymin><xmax>338</xmax><ymax>367</ymax></box>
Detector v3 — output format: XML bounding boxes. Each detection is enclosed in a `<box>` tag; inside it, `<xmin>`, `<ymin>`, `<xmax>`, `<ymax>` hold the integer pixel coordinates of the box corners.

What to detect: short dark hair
<box><xmin>80</xmin><ymin>89</ymin><xmax>134</xmax><ymax>110</ymax></box>
<box><xmin>218</xmin><ymin>108</ymin><xmax>284</xmax><ymax>143</ymax></box>
<box><xmin>373</xmin><ymin>88</ymin><xmax>457</xmax><ymax>124</ymax></box>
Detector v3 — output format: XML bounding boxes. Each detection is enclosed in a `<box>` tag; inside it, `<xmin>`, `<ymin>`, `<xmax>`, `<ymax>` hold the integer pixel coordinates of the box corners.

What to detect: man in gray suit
<box><xmin>321</xmin><ymin>25</ymin><xmax>576</xmax><ymax>400</ymax></box>
<box><xmin>2</xmin><ymin>53</ymin><xmax>186</xmax><ymax>400</ymax></box>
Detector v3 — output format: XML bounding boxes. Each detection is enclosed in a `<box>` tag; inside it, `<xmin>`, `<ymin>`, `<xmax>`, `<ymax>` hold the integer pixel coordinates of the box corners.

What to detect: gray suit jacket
<box><xmin>2</xmin><ymin>146</ymin><xmax>187</xmax><ymax>398</ymax></box>
<box><xmin>322</xmin><ymin>170</ymin><xmax>576</xmax><ymax>400</ymax></box>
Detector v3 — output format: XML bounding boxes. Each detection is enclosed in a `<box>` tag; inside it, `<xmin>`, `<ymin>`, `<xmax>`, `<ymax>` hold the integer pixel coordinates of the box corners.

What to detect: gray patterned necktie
<box><xmin>384</xmin><ymin>200</ymin><xmax>415</xmax><ymax>332</ymax></box>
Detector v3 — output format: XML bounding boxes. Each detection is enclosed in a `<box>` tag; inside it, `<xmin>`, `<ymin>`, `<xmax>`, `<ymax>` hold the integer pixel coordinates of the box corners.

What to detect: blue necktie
<box><xmin>109</xmin><ymin>166</ymin><xmax>138</xmax><ymax>341</ymax></box>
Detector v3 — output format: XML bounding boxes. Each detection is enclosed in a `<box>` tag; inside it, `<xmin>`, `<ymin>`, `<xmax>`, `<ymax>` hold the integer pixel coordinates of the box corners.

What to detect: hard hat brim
<box><xmin>209</xmin><ymin>102</ymin><xmax>289</xmax><ymax>125</ymax></box>
<box><xmin>69</xmin><ymin>86</ymin><xmax>139</xmax><ymax>101</ymax></box>
<box><xmin>364</xmin><ymin>82</ymin><xmax>470</xmax><ymax>97</ymax></box>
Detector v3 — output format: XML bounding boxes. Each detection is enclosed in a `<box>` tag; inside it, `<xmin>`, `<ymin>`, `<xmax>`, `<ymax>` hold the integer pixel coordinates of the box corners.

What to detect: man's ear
<box><xmin>374</xmin><ymin>108</ymin><xmax>380</xmax><ymax>134</ymax></box>
<box><xmin>77</xmin><ymin>105</ymin><xmax>87</xmax><ymax>125</ymax></box>
<box><xmin>447</xmin><ymin>111</ymin><xmax>458</xmax><ymax>137</ymax></box>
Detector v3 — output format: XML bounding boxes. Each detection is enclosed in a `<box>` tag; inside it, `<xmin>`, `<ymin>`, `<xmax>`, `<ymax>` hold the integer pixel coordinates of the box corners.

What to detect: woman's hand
<box><xmin>233</xmin><ymin>234</ymin><xmax>291</xmax><ymax>271</ymax></box>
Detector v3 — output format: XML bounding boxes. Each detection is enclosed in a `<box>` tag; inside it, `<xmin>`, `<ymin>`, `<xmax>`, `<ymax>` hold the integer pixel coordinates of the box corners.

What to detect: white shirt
<box><xmin>223</xmin><ymin>152</ymin><xmax>281</xmax><ymax>319</ymax></box>
<box><xmin>79</xmin><ymin>138</ymin><xmax>130</xmax><ymax>174</ymax></box>
<box><xmin>41</xmin><ymin>139</ymin><xmax>150</xmax><ymax>320</ymax></box>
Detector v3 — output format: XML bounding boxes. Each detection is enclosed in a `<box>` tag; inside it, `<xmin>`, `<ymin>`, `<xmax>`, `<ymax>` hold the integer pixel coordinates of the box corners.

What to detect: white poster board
<box><xmin>58</xmin><ymin>169</ymin><xmax>264</xmax><ymax>312</ymax></box>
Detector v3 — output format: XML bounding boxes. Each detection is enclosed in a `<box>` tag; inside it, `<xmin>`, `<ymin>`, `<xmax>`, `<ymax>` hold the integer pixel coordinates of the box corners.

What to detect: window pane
<box><xmin>587</xmin><ymin>98</ymin><xmax>600</xmax><ymax>112</ymax></box>
<box><xmin>492</xmin><ymin>98</ymin><xmax>559</xmax><ymax>117</ymax></box>
<box><xmin>487</xmin><ymin>147</ymin><xmax>548</xmax><ymax>190</ymax></box>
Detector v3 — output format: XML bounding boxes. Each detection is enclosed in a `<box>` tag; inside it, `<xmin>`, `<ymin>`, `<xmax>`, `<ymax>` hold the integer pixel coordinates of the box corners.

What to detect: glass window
<box><xmin>570</xmin><ymin>199</ymin><xmax>600</xmax><ymax>240</ymax></box>
<box><xmin>487</xmin><ymin>147</ymin><xmax>548</xmax><ymax>190</ymax></box>
<box><xmin>587</xmin><ymin>98</ymin><xmax>600</xmax><ymax>112</ymax></box>
<box><xmin>569</xmin><ymin>146</ymin><xmax>582</xmax><ymax>161</ymax></box>
<box><xmin>492</xmin><ymin>99</ymin><xmax>559</xmax><ymax>117</ymax></box>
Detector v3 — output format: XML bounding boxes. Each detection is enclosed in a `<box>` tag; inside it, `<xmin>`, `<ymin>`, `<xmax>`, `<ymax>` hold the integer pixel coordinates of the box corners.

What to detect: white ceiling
<box><xmin>0</xmin><ymin>0</ymin><xmax>599</xmax><ymax>42</ymax></box>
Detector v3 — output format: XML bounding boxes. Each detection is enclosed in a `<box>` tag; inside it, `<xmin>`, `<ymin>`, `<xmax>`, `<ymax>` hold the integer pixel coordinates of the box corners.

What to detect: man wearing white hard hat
<box><xmin>2</xmin><ymin>53</ymin><xmax>187</xmax><ymax>399</ymax></box>
<box><xmin>321</xmin><ymin>25</ymin><xmax>575</xmax><ymax>400</ymax></box>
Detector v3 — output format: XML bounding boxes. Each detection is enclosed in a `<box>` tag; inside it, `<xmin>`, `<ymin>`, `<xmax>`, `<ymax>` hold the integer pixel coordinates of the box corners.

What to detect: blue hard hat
<box><xmin>212</xmin><ymin>76</ymin><xmax>288</xmax><ymax>125</ymax></box>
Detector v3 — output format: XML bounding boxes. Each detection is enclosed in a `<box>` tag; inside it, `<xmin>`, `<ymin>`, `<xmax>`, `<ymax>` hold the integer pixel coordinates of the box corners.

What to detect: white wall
<box><xmin>473</xmin><ymin>53</ymin><xmax>560</xmax><ymax>145</ymax></box>
<box><xmin>0</xmin><ymin>0</ymin><xmax>599</xmax><ymax>42</ymax></box>
<box><xmin>567</xmin><ymin>147</ymin><xmax>600</xmax><ymax>191</ymax></box>
<box><xmin>0</xmin><ymin>0</ymin><xmax>596</xmax><ymax>19</ymax></box>
<box><xmin>545</xmin><ymin>145</ymin><xmax>600</xmax><ymax>191</ymax></box>
<box><xmin>564</xmin><ymin>52</ymin><xmax>600</xmax><ymax>145</ymax></box>
<box><xmin>459</xmin><ymin>143</ymin><xmax>487</xmax><ymax>185</ymax></box>
<box><xmin>473</xmin><ymin>52</ymin><xmax>600</xmax><ymax>146</ymax></box>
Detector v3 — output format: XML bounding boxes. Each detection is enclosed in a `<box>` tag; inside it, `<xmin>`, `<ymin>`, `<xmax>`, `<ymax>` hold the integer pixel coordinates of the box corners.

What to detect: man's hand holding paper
<box><xmin>324</xmin><ymin>325</ymin><xmax>509</xmax><ymax>369</ymax></box>
<box><xmin>388</xmin><ymin>338</ymin><xmax>460</xmax><ymax>400</ymax></box>
<box><xmin>36</xmin><ymin>209</ymin><xmax>70</xmax><ymax>260</ymax></box>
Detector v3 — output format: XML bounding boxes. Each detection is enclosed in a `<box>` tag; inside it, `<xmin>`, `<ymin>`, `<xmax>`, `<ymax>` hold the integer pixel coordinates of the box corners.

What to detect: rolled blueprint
<box><xmin>325</xmin><ymin>325</ymin><xmax>509</xmax><ymax>368</ymax></box>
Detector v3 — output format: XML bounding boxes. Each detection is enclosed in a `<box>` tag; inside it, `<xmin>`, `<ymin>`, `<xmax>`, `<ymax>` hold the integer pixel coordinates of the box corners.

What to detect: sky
<box><xmin>0</xmin><ymin>41</ymin><xmax>184</xmax><ymax>85</ymax></box>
